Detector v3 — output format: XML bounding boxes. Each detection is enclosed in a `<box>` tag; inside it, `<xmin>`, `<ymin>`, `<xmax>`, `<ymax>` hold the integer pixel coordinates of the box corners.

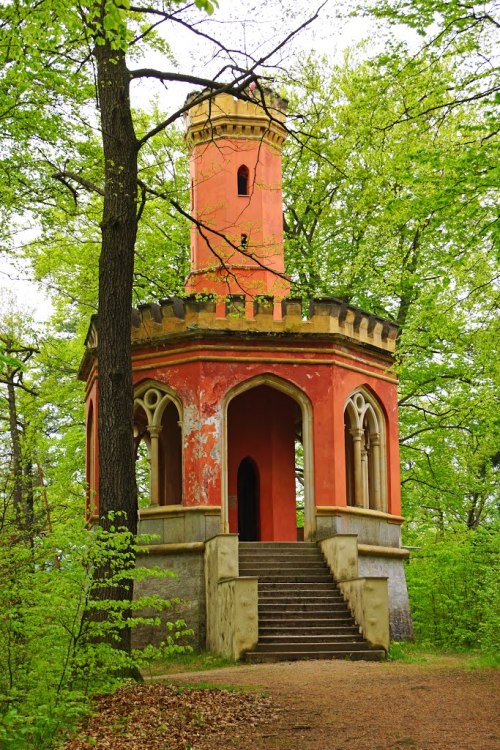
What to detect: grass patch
<box><xmin>388</xmin><ymin>642</ymin><xmax>500</xmax><ymax>668</ymax></box>
<box><xmin>143</xmin><ymin>650</ymin><xmax>239</xmax><ymax>678</ymax></box>
<box><xmin>461</xmin><ymin>652</ymin><xmax>500</xmax><ymax>670</ymax></box>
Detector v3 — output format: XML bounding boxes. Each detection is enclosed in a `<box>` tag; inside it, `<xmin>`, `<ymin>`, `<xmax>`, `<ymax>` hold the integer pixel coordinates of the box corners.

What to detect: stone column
<box><xmin>370</xmin><ymin>433</ymin><xmax>382</xmax><ymax>511</ymax></box>
<box><xmin>361</xmin><ymin>445</ymin><xmax>369</xmax><ymax>509</ymax></box>
<box><xmin>148</xmin><ymin>425</ymin><xmax>161</xmax><ymax>506</ymax></box>
<box><xmin>350</xmin><ymin>428</ymin><xmax>364</xmax><ymax>508</ymax></box>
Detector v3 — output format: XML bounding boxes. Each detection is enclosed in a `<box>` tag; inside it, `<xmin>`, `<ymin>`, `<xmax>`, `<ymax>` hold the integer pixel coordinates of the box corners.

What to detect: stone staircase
<box><xmin>239</xmin><ymin>542</ymin><xmax>385</xmax><ymax>663</ymax></box>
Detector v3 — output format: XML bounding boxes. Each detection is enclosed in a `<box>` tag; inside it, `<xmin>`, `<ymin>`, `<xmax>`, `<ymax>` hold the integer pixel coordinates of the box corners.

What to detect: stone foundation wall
<box><xmin>132</xmin><ymin>548</ymin><xmax>206</xmax><ymax>650</ymax></box>
<box><xmin>138</xmin><ymin>507</ymin><xmax>221</xmax><ymax>545</ymax></box>
<box><xmin>316</xmin><ymin>510</ymin><xmax>402</xmax><ymax>547</ymax></box>
<box><xmin>358</xmin><ymin>554</ymin><xmax>413</xmax><ymax>641</ymax></box>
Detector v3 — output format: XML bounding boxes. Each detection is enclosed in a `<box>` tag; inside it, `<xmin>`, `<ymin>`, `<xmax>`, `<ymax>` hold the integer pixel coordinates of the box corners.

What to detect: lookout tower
<box><xmin>184</xmin><ymin>89</ymin><xmax>290</xmax><ymax>300</ymax></box>
<box><xmin>80</xmin><ymin>89</ymin><xmax>413</xmax><ymax>661</ymax></box>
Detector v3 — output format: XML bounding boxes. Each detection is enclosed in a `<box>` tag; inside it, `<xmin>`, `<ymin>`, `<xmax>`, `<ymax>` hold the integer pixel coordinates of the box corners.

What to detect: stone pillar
<box><xmin>361</xmin><ymin>444</ymin><xmax>369</xmax><ymax>509</ymax></box>
<box><xmin>148</xmin><ymin>425</ymin><xmax>161</xmax><ymax>506</ymax></box>
<box><xmin>350</xmin><ymin>427</ymin><xmax>364</xmax><ymax>508</ymax></box>
<box><xmin>370</xmin><ymin>433</ymin><xmax>382</xmax><ymax>511</ymax></box>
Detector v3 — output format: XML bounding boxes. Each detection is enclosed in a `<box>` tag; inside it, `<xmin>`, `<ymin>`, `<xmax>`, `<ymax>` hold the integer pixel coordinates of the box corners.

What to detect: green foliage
<box><xmin>405</xmin><ymin>525</ymin><xmax>500</xmax><ymax>653</ymax></box>
<box><xmin>0</xmin><ymin>312</ymin><xmax>190</xmax><ymax>749</ymax></box>
<box><xmin>282</xmin><ymin>46</ymin><xmax>499</xmax><ymax>534</ymax></box>
<box><xmin>0</xmin><ymin>518</ymin><xmax>191</xmax><ymax>750</ymax></box>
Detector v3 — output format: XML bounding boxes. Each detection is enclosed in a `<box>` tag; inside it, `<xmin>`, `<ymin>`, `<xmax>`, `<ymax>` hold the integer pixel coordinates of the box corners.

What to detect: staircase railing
<box><xmin>204</xmin><ymin>535</ymin><xmax>258</xmax><ymax>658</ymax></box>
<box><xmin>319</xmin><ymin>535</ymin><xmax>390</xmax><ymax>651</ymax></box>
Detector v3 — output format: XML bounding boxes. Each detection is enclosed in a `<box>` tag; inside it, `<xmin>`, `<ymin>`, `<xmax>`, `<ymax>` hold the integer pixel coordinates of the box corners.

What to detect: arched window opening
<box><xmin>237</xmin><ymin>165</ymin><xmax>249</xmax><ymax>196</ymax></box>
<box><xmin>344</xmin><ymin>390</ymin><xmax>387</xmax><ymax>512</ymax></box>
<box><xmin>136</xmin><ymin>438</ymin><xmax>151</xmax><ymax>510</ymax></box>
<box><xmin>344</xmin><ymin>409</ymin><xmax>355</xmax><ymax>507</ymax></box>
<box><xmin>295</xmin><ymin>420</ymin><xmax>305</xmax><ymax>538</ymax></box>
<box><xmin>133</xmin><ymin>385</ymin><xmax>183</xmax><ymax>507</ymax></box>
<box><xmin>158</xmin><ymin>401</ymin><xmax>182</xmax><ymax>505</ymax></box>
<box><xmin>134</xmin><ymin>405</ymin><xmax>151</xmax><ymax>509</ymax></box>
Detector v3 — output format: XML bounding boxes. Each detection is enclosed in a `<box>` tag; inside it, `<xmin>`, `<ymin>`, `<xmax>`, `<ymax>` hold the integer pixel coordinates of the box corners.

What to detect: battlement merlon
<box><xmin>78</xmin><ymin>296</ymin><xmax>399</xmax><ymax>380</ymax></box>
<box><xmin>184</xmin><ymin>89</ymin><xmax>288</xmax><ymax>150</ymax></box>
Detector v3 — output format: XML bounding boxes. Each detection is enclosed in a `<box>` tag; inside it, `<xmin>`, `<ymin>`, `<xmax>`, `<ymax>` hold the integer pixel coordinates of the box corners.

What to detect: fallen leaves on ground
<box><xmin>64</xmin><ymin>683</ymin><xmax>280</xmax><ymax>750</ymax></box>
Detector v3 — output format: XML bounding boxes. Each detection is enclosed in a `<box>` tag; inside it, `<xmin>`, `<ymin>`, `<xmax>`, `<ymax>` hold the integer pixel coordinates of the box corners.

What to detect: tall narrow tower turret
<box><xmin>184</xmin><ymin>89</ymin><xmax>290</xmax><ymax>298</ymax></box>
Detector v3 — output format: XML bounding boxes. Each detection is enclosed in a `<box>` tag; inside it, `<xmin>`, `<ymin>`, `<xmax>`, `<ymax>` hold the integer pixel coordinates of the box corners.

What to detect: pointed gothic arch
<box><xmin>344</xmin><ymin>387</ymin><xmax>387</xmax><ymax>512</ymax></box>
<box><xmin>133</xmin><ymin>381</ymin><xmax>183</xmax><ymax>507</ymax></box>
<box><xmin>222</xmin><ymin>373</ymin><xmax>315</xmax><ymax>540</ymax></box>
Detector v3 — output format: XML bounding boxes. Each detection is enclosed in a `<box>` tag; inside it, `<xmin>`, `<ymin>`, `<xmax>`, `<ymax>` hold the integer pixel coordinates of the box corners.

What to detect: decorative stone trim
<box><xmin>358</xmin><ymin>544</ymin><xmax>410</xmax><ymax>559</ymax></box>
<box><xmin>139</xmin><ymin>505</ymin><xmax>222</xmax><ymax>519</ymax></box>
<box><xmin>316</xmin><ymin>505</ymin><xmax>405</xmax><ymax>524</ymax></box>
<box><xmin>137</xmin><ymin>542</ymin><xmax>205</xmax><ymax>555</ymax></box>
<box><xmin>77</xmin><ymin>295</ymin><xmax>398</xmax><ymax>381</ymax></box>
<box><xmin>184</xmin><ymin>91</ymin><xmax>288</xmax><ymax>150</ymax></box>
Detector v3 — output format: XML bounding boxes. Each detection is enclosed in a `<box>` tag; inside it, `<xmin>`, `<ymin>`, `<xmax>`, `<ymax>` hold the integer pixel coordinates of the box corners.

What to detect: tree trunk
<box><xmin>93</xmin><ymin>26</ymin><xmax>139</xmax><ymax>663</ymax></box>
<box><xmin>94</xmin><ymin>40</ymin><xmax>138</xmax><ymax>533</ymax></box>
<box><xmin>6</xmin><ymin>374</ymin><xmax>23</xmax><ymax>528</ymax></box>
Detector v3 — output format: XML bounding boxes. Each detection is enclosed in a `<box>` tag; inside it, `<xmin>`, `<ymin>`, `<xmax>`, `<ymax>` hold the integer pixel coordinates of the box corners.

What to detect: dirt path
<box><xmin>161</xmin><ymin>658</ymin><xmax>500</xmax><ymax>750</ymax></box>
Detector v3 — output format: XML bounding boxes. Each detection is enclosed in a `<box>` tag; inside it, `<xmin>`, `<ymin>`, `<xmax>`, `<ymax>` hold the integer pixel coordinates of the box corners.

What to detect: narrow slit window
<box><xmin>237</xmin><ymin>165</ymin><xmax>249</xmax><ymax>196</ymax></box>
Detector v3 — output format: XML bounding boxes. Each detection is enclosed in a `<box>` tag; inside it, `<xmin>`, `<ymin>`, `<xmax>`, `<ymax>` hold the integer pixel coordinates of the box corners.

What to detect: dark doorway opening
<box><xmin>237</xmin><ymin>457</ymin><xmax>259</xmax><ymax>541</ymax></box>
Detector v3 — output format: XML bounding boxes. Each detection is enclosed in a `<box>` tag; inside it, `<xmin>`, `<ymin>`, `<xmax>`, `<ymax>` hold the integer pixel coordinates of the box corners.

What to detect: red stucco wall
<box><xmin>127</xmin><ymin>338</ymin><xmax>401</xmax><ymax>520</ymax></box>
<box><xmin>227</xmin><ymin>385</ymin><xmax>298</xmax><ymax>541</ymax></box>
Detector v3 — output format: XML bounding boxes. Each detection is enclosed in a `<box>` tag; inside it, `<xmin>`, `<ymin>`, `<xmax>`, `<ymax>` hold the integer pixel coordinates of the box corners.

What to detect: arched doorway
<box><xmin>237</xmin><ymin>457</ymin><xmax>259</xmax><ymax>541</ymax></box>
<box><xmin>225</xmin><ymin>376</ymin><xmax>315</xmax><ymax>541</ymax></box>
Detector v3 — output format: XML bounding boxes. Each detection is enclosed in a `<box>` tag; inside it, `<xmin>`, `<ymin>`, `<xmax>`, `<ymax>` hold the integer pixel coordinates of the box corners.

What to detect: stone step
<box><xmin>258</xmin><ymin>582</ymin><xmax>338</xmax><ymax>590</ymax></box>
<box><xmin>259</xmin><ymin>610</ymin><xmax>354</xmax><ymax>622</ymax></box>
<box><xmin>250</xmin><ymin>640</ymin><xmax>376</xmax><ymax>653</ymax></box>
<box><xmin>259</xmin><ymin>600</ymin><xmax>348</xmax><ymax>610</ymax></box>
<box><xmin>244</xmin><ymin>649</ymin><xmax>385</xmax><ymax>663</ymax></box>
<box><xmin>239</xmin><ymin>542</ymin><xmax>317</xmax><ymax>549</ymax></box>
<box><xmin>240</xmin><ymin>561</ymin><xmax>327</xmax><ymax>569</ymax></box>
<box><xmin>240</xmin><ymin>553</ymin><xmax>323</xmax><ymax>562</ymax></box>
<box><xmin>238</xmin><ymin>542</ymin><xmax>323</xmax><ymax>557</ymax></box>
<box><xmin>259</xmin><ymin>610</ymin><xmax>354</xmax><ymax>621</ymax></box>
<box><xmin>259</xmin><ymin>592</ymin><xmax>347</xmax><ymax>608</ymax></box>
<box><xmin>255</xmin><ymin>575</ymin><xmax>334</xmax><ymax>583</ymax></box>
<box><xmin>259</xmin><ymin>627</ymin><xmax>361</xmax><ymax>638</ymax></box>
<box><xmin>241</xmin><ymin>569</ymin><xmax>330</xmax><ymax>578</ymax></box>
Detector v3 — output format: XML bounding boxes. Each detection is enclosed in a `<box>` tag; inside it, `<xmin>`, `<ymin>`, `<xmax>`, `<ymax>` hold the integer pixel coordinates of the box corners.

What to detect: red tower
<box><xmin>184</xmin><ymin>90</ymin><xmax>290</xmax><ymax>300</ymax></box>
<box><xmin>80</xmin><ymin>89</ymin><xmax>412</xmax><ymax>659</ymax></box>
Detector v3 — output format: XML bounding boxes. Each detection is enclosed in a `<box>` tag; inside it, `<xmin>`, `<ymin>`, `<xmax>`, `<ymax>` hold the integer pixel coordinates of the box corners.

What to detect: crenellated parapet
<box><xmin>79</xmin><ymin>296</ymin><xmax>398</xmax><ymax>379</ymax></box>
<box><xmin>129</xmin><ymin>296</ymin><xmax>397</xmax><ymax>350</ymax></box>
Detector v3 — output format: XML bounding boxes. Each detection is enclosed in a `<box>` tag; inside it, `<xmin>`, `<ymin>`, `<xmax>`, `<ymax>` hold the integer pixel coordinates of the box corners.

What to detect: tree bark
<box><xmin>92</xmin><ymin>22</ymin><xmax>139</xmax><ymax>665</ymax></box>
<box><xmin>94</xmin><ymin>38</ymin><xmax>138</xmax><ymax>535</ymax></box>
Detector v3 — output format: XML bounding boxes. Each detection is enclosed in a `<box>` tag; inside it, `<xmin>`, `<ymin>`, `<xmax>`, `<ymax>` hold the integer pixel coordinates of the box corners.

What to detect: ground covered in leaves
<box><xmin>65</xmin><ymin>683</ymin><xmax>279</xmax><ymax>750</ymax></box>
<box><xmin>66</xmin><ymin>655</ymin><xmax>500</xmax><ymax>750</ymax></box>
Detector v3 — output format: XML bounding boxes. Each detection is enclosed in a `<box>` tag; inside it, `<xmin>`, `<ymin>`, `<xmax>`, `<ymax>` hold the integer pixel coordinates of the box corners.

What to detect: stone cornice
<box><xmin>184</xmin><ymin>90</ymin><xmax>288</xmax><ymax>150</ymax></box>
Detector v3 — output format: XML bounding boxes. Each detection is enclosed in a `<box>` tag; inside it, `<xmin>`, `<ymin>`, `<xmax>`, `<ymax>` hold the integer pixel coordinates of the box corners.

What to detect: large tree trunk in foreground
<box><xmin>93</xmin><ymin>30</ymin><xmax>139</xmax><ymax>661</ymax></box>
